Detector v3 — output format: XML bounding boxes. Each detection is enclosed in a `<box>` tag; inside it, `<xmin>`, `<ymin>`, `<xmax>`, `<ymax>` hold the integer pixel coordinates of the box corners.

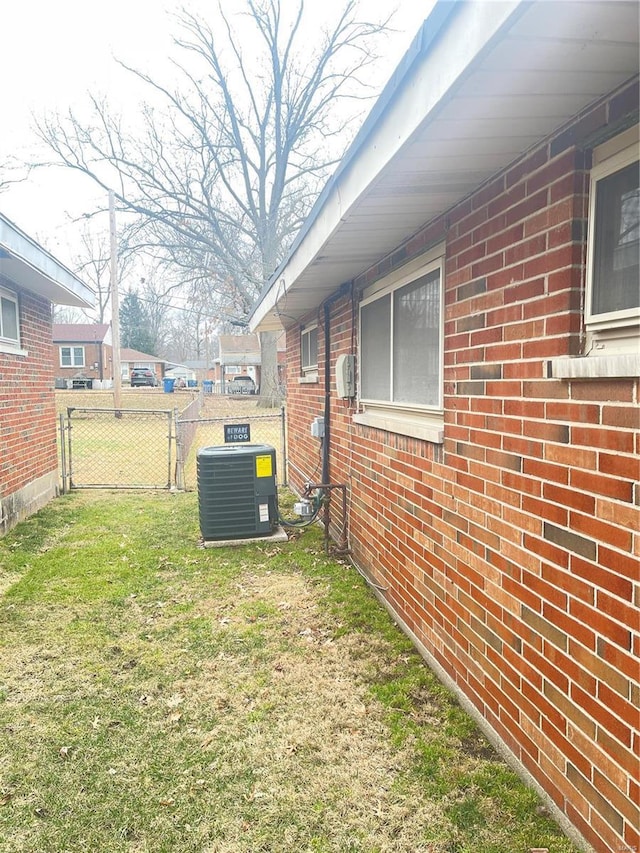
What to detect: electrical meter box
<box><xmin>197</xmin><ymin>444</ymin><xmax>277</xmax><ymax>540</ymax></box>
<box><xmin>335</xmin><ymin>353</ymin><xmax>355</xmax><ymax>398</ymax></box>
<box><xmin>311</xmin><ymin>416</ymin><xmax>325</xmax><ymax>438</ymax></box>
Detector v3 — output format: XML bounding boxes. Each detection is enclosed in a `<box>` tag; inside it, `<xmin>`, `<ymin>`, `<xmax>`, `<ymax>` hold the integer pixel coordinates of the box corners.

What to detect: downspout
<box><xmin>321</xmin><ymin>281</ymin><xmax>352</xmax><ymax>485</ymax></box>
<box><xmin>319</xmin><ymin>283</ymin><xmax>352</xmax><ymax>552</ymax></box>
<box><xmin>322</xmin><ymin>300</ymin><xmax>332</xmax><ymax>486</ymax></box>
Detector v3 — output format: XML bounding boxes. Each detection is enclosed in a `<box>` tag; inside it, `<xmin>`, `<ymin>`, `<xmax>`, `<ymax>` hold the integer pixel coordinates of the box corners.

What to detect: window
<box><xmin>585</xmin><ymin>126</ymin><xmax>639</xmax><ymax>352</ymax></box>
<box><xmin>301</xmin><ymin>325</ymin><xmax>318</xmax><ymax>374</ymax></box>
<box><xmin>355</xmin><ymin>249</ymin><xmax>444</xmax><ymax>443</ymax></box>
<box><xmin>550</xmin><ymin>125</ymin><xmax>639</xmax><ymax>380</ymax></box>
<box><xmin>0</xmin><ymin>287</ymin><xmax>20</xmax><ymax>348</ymax></box>
<box><xmin>60</xmin><ymin>346</ymin><xmax>85</xmax><ymax>367</ymax></box>
<box><xmin>361</xmin><ymin>269</ymin><xmax>442</xmax><ymax>407</ymax></box>
<box><xmin>590</xmin><ymin>161</ymin><xmax>639</xmax><ymax>316</ymax></box>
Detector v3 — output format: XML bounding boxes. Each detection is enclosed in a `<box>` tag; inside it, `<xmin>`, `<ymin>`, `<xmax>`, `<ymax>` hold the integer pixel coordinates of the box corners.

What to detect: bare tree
<box><xmin>138</xmin><ymin>265</ymin><xmax>188</xmax><ymax>355</ymax></box>
<box><xmin>53</xmin><ymin>221</ymin><xmax>135</xmax><ymax>326</ymax></box>
<box><xmin>0</xmin><ymin>156</ymin><xmax>30</xmax><ymax>196</ymax></box>
<box><xmin>34</xmin><ymin>0</ymin><xmax>389</xmax><ymax>403</ymax></box>
<box><xmin>53</xmin><ymin>305</ymin><xmax>87</xmax><ymax>324</ymax></box>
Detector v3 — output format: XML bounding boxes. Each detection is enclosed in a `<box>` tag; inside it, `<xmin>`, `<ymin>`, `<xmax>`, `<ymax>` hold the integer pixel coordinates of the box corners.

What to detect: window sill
<box><xmin>549</xmin><ymin>352</ymin><xmax>640</xmax><ymax>379</ymax></box>
<box><xmin>0</xmin><ymin>343</ymin><xmax>28</xmax><ymax>357</ymax></box>
<box><xmin>353</xmin><ymin>408</ymin><xmax>444</xmax><ymax>444</ymax></box>
<box><xmin>298</xmin><ymin>374</ymin><xmax>319</xmax><ymax>384</ymax></box>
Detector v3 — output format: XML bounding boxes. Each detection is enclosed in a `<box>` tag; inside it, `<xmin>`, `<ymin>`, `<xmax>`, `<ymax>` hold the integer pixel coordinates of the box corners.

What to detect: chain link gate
<box><xmin>60</xmin><ymin>407</ymin><xmax>174</xmax><ymax>491</ymax></box>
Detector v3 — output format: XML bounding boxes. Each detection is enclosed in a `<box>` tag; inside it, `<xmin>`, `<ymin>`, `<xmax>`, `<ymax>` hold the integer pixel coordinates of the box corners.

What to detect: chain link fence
<box><xmin>58</xmin><ymin>393</ymin><xmax>286</xmax><ymax>492</ymax></box>
<box><xmin>177</xmin><ymin>405</ymin><xmax>287</xmax><ymax>491</ymax></box>
<box><xmin>61</xmin><ymin>407</ymin><xmax>174</xmax><ymax>490</ymax></box>
<box><xmin>174</xmin><ymin>394</ymin><xmax>203</xmax><ymax>489</ymax></box>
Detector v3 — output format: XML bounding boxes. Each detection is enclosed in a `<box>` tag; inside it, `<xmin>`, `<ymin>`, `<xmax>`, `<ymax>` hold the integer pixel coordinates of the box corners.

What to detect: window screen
<box><xmin>591</xmin><ymin>159</ymin><xmax>640</xmax><ymax>316</ymax></box>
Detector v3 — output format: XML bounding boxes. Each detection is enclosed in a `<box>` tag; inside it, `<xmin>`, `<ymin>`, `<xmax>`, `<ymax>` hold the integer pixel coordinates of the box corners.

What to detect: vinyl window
<box><xmin>360</xmin><ymin>263</ymin><xmax>443</xmax><ymax>409</ymax></box>
<box><xmin>355</xmin><ymin>250</ymin><xmax>445</xmax><ymax>443</ymax></box>
<box><xmin>585</xmin><ymin>126</ymin><xmax>639</xmax><ymax>349</ymax></box>
<box><xmin>301</xmin><ymin>325</ymin><xmax>318</xmax><ymax>373</ymax></box>
<box><xmin>0</xmin><ymin>287</ymin><xmax>20</xmax><ymax>346</ymax></box>
<box><xmin>60</xmin><ymin>346</ymin><xmax>85</xmax><ymax>367</ymax></box>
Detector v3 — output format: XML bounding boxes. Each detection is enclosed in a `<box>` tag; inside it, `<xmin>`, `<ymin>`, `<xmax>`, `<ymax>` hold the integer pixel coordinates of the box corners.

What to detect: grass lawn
<box><xmin>0</xmin><ymin>491</ymin><xmax>579</xmax><ymax>853</ymax></box>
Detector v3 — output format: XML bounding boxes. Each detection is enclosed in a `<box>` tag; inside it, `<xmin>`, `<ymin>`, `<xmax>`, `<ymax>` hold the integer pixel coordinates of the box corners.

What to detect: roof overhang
<box><xmin>250</xmin><ymin>0</ymin><xmax>639</xmax><ymax>332</ymax></box>
<box><xmin>0</xmin><ymin>214</ymin><xmax>94</xmax><ymax>308</ymax></box>
<box><xmin>219</xmin><ymin>354</ymin><xmax>261</xmax><ymax>366</ymax></box>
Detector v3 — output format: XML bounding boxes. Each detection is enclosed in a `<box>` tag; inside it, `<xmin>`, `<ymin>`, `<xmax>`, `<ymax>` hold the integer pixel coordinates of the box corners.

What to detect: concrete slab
<box><xmin>200</xmin><ymin>526</ymin><xmax>289</xmax><ymax>548</ymax></box>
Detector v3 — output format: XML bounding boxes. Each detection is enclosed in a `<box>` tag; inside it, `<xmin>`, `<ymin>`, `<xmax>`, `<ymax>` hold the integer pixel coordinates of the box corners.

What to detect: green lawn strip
<box><xmin>0</xmin><ymin>492</ymin><xmax>579</xmax><ymax>852</ymax></box>
<box><xmin>283</xmin><ymin>544</ymin><xmax>579</xmax><ymax>853</ymax></box>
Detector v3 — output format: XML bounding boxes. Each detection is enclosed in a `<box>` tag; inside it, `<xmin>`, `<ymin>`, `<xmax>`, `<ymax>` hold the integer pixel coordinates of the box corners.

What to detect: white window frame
<box><xmin>584</xmin><ymin>125</ymin><xmax>639</xmax><ymax>355</ymax></box>
<box><xmin>354</xmin><ymin>245</ymin><xmax>445</xmax><ymax>444</ymax></box>
<box><xmin>0</xmin><ymin>286</ymin><xmax>25</xmax><ymax>355</ymax></box>
<box><xmin>300</xmin><ymin>323</ymin><xmax>319</xmax><ymax>382</ymax></box>
<box><xmin>60</xmin><ymin>345</ymin><xmax>85</xmax><ymax>368</ymax></box>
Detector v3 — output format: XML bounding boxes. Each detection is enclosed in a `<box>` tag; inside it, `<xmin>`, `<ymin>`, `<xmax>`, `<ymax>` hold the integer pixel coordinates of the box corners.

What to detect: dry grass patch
<box><xmin>55</xmin><ymin>388</ymin><xmax>199</xmax><ymax>415</ymax></box>
<box><xmin>0</xmin><ymin>492</ymin><xmax>579</xmax><ymax>853</ymax></box>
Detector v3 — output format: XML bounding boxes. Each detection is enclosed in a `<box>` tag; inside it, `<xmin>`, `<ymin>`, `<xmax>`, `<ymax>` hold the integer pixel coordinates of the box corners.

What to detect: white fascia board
<box><xmin>250</xmin><ymin>0</ymin><xmax>521</xmax><ymax>331</ymax></box>
<box><xmin>0</xmin><ymin>214</ymin><xmax>94</xmax><ymax>308</ymax></box>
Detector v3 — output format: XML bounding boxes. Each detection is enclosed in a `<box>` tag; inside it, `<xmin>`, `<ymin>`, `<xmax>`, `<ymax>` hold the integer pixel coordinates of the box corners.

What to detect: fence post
<box><xmin>59</xmin><ymin>413</ymin><xmax>67</xmax><ymax>494</ymax></box>
<box><xmin>166</xmin><ymin>409</ymin><xmax>175</xmax><ymax>490</ymax></box>
<box><xmin>174</xmin><ymin>408</ymin><xmax>185</xmax><ymax>491</ymax></box>
<box><xmin>66</xmin><ymin>407</ymin><xmax>74</xmax><ymax>490</ymax></box>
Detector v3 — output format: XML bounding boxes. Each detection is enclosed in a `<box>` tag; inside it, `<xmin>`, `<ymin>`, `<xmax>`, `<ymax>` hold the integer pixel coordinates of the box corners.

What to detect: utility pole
<box><xmin>109</xmin><ymin>190</ymin><xmax>122</xmax><ymax>409</ymax></box>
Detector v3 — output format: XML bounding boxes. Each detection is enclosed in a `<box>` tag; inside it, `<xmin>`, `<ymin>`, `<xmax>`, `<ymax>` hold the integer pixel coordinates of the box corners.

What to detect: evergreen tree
<box><xmin>120</xmin><ymin>290</ymin><xmax>156</xmax><ymax>355</ymax></box>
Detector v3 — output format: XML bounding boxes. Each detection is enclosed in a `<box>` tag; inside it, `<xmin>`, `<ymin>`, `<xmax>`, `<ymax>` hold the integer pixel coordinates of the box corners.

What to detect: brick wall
<box><xmin>0</xmin><ymin>284</ymin><xmax>58</xmax><ymax>532</ymax></box>
<box><xmin>285</xmin><ymin>79</ymin><xmax>639</xmax><ymax>853</ymax></box>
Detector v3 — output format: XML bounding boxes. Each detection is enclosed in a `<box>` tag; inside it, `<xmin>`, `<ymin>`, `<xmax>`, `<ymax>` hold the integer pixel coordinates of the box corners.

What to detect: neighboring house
<box><xmin>50</xmin><ymin>329</ymin><xmax>168</xmax><ymax>387</ymax></box>
<box><xmin>120</xmin><ymin>348</ymin><xmax>166</xmax><ymax>384</ymax></box>
<box><xmin>164</xmin><ymin>363</ymin><xmax>197</xmax><ymax>383</ymax></box>
<box><xmin>182</xmin><ymin>360</ymin><xmax>212</xmax><ymax>383</ymax></box>
<box><xmin>250</xmin><ymin>4</ymin><xmax>639</xmax><ymax>853</ymax></box>
<box><xmin>1</xmin><ymin>214</ymin><xmax>93</xmax><ymax>533</ymax></box>
<box><xmin>52</xmin><ymin>323</ymin><xmax>113</xmax><ymax>387</ymax></box>
<box><xmin>215</xmin><ymin>333</ymin><xmax>286</xmax><ymax>392</ymax></box>
<box><xmin>215</xmin><ymin>334</ymin><xmax>262</xmax><ymax>390</ymax></box>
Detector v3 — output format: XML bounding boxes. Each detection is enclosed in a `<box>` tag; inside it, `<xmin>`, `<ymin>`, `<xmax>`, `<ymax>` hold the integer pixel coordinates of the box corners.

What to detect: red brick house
<box><xmin>52</xmin><ymin>323</ymin><xmax>113</xmax><ymax>386</ymax></box>
<box><xmin>1</xmin><ymin>214</ymin><xmax>93</xmax><ymax>533</ymax></box>
<box><xmin>250</xmin><ymin>3</ymin><xmax>639</xmax><ymax>852</ymax></box>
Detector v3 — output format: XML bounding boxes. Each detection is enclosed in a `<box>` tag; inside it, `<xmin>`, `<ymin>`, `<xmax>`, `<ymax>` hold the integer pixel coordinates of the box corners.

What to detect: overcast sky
<box><xmin>0</xmin><ymin>0</ymin><xmax>431</xmax><ymax>269</ymax></box>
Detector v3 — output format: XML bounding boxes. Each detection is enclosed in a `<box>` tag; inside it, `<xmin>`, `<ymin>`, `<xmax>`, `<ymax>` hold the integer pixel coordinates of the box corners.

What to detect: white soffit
<box><xmin>252</xmin><ymin>0</ymin><xmax>639</xmax><ymax>331</ymax></box>
<box><xmin>0</xmin><ymin>215</ymin><xmax>94</xmax><ymax>308</ymax></box>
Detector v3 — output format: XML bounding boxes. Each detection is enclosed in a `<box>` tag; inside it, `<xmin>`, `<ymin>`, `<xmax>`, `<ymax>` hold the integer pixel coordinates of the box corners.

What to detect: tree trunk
<box><xmin>257</xmin><ymin>330</ymin><xmax>282</xmax><ymax>407</ymax></box>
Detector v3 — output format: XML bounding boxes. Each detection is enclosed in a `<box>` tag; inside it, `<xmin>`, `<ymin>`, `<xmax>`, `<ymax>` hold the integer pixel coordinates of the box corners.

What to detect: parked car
<box><xmin>130</xmin><ymin>368</ymin><xmax>158</xmax><ymax>387</ymax></box>
<box><xmin>229</xmin><ymin>375</ymin><xmax>256</xmax><ymax>394</ymax></box>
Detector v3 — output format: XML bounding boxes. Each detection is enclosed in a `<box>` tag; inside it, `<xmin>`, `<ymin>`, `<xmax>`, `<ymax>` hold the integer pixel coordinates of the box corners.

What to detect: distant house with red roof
<box><xmin>52</xmin><ymin>326</ymin><xmax>169</xmax><ymax>387</ymax></box>
<box><xmin>52</xmin><ymin>323</ymin><xmax>113</xmax><ymax>387</ymax></box>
